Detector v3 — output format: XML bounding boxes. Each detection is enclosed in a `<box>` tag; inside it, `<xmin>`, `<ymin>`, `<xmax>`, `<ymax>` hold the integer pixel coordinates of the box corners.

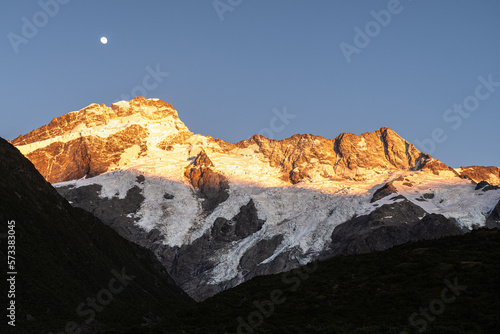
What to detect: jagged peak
<box><xmin>11</xmin><ymin>98</ymin><xmax>464</xmax><ymax>185</ymax></box>
<box><xmin>12</xmin><ymin>97</ymin><xmax>182</xmax><ymax>146</ymax></box>
<box><xmin>193</xmin><ymin>149</ymin><xmax>214</xmax><ymax>168</ymax></box>
<box><xmin>375</xmin><ymin>126</ymin><xmax>396</xmax><ymax>135</ymax></box>
<box><xmin>75</xmin><ymin>96</ymin><xmax>177</xmax><ymax>120</ymax></box>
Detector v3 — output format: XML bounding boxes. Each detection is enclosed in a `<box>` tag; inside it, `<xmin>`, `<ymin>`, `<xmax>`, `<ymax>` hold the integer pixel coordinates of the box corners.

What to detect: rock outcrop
<box><xmin>475</xmin><ymin>180</ymin><xmax>500</xmax><ymax>192</ymax></box>
<box><xmin>371</xmin><ymin>182</ymin><xmax>398</xmax><ymax>203</ymax></box>
<box><xmin>330</xmin><ymin>198</ymin><xmax>465</xmax><ymax>256</ymax></box>
<box><xmin>56</xmin><ymin>181</ymin><xmax>147</xmax><ymax>242</ymax></box>
<box><xmin>486</xmin><ymin>200</ymin><xmax>500</xmax><ymax>229</ymax></box>
<box><xmin>184</xmin><ymin>150</ymin><xmax>229</xmax><ymax>212</ymax></box>
<box><xmin>210</xmin><ymin>199</ymin><xmax>265</xmax><ymax>247</ymax></box>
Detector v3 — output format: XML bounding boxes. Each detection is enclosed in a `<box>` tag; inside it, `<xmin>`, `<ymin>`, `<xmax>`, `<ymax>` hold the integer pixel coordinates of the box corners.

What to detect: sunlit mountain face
<box><xmin>12</xmin><ymin>97</ymin><xmax>500</xmax><ymax>299</ymax></box>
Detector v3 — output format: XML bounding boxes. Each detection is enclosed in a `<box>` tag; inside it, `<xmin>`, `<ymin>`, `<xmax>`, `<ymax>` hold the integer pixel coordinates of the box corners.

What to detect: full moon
<box><xmin>100</xmin><ymin>37</ymin><xmax>108</xmax><ymax>45</ymax></box>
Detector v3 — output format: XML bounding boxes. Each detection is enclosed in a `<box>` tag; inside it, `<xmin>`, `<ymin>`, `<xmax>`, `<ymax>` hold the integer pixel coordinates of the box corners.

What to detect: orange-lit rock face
<box><xmin>184</xmin><ymin>150</ymin><xmax>229</xmax><ymax>212</ymax></box>
<box><xmin>12</xmin><ymin>97</ymin><xmax>176</xmax><ymax>146</ymax></box>
<box><xmin>22</xmin><ymin>124</ymin><xmax>149</xmax><ymax>183</ymax></box>
<box><xmin>457</xmin><ymin>166</ymin><xmax>500</xmax><ymax>186</ymax></box>
<box><xmin>11</xmin><ymin>97</ymin><xmax>493</xmax><ymax>186</ymax></box>
<box><xmin>235</xmin><ymin>127</ymin><xmax>445</xmax><ymax>184</ymax></box>
<box><xmin>12</xmin><ymin>97</ymin><xmax>192</xmax><ymax>183</ymax></box>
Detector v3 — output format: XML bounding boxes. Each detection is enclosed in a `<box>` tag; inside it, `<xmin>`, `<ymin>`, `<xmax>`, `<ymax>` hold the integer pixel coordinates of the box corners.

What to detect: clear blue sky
<box><xmin>2</xmin><ymin>0</ymin><xmax>499</xmax><ymax>167</ymax></box>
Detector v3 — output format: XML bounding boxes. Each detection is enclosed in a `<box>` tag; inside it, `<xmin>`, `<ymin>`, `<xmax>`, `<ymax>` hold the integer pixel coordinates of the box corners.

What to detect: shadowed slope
<box><xmin>0</xmin><ymin>138</ymin><xmax>193</xmax><ymax>333</ymax></box>
<box><xmin>138</xmin><ymin>229</ymin><xmax>500</xmax><ymax>334</ymax></box>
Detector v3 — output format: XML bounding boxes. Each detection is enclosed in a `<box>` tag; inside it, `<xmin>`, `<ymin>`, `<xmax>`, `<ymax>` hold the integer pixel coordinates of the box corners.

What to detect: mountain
<box><xmin>9</xmin><ymin>97</ymin><xmax>464</xmax><ymax>185</ymax></box>
<box><xmin>0</xmin><ymin>137</ymin><xmax>193</xmax><ymax>333</ymax></box>
<box><xmin>11</xmin><ymin>97</ymin><xmax>500</xmax><ymax>300</ymax></box>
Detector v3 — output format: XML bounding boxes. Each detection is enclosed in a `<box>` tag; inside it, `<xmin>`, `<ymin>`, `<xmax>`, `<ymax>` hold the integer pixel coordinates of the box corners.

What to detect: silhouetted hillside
<box><xmin>0</xmin><ymin>138</ymin><xmax>193</xmax><ymax>333</ymax></box>
<box><xmin>143</xmin><ymin>229</ymin><xmax>500</xmax><ymax>334</ymax></box>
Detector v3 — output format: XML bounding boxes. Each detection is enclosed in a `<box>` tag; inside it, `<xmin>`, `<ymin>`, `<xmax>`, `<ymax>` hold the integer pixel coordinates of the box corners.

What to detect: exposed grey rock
<box><xmin>220</xmin><ymin>244</ymin><xmax>304</xmax><ymax>297</ymax></box>
<box><xmin>371</xmin><ymin>182</ymin><xmax>398</xmax><ymax>202</ymax></box>
<box><xmin>164</xmin><ymin>199</ymin><xmax>269</xmax><ymax>298</ymax></box>
<box><xmin>475</xmin><ymin>181</ymin><xmax>489</xmax><ymax>190</ymax></box>
<box><xmin>211</xmin><ymin>200</ymin><xmax>264</xmax><ymax>248</ymax></box>
<box><xmin>330</xmin><ymin>197</ymin><xmax>464</xmax><ymax>256</ymax></box>
<box><xmin>56</xmin><ymin>183</ymin><xmax>147</xmax><ymax>242</ymax></box>
<box><xmin>416</xmin><ymin>193</ymin><xmax>435</xmax><ymax>202</ymax></box>
<box><xmin>486</xmin><ymin>200</ymin><xmax>500</xmax><ymax>229</ymax></box>
<box><xmin>475</xmin><ymin>180</ymin><xmax>499</xmax><ymax>192</ymax></box>
<box><xmin>55</xmin><ymin>184</ymin><xmax>284</xmax><ymax>300</ymax></box>
<box><xmin>163</xmin><ymin>193</ymin><xmax>175</xmax><ymax>199</ymax></box>
<box><xmin>239</xmin><ymin>235</ymin><xmax>284</xmax><ymax>274</ymax></box>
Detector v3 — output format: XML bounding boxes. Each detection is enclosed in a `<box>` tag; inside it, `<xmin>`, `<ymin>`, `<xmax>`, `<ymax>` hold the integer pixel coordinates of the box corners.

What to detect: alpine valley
<box><xmin>9</xmin><ymin>97</ymin><xmax>500</xmax><ymax>304</ymax></box>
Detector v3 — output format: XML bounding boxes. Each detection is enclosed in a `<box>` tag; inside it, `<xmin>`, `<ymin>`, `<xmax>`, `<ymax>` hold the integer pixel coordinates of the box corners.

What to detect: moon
<box><xmin>100</xmin><ymin>37</ymin><xmax>108</xmax><ymax>45</ymax></box>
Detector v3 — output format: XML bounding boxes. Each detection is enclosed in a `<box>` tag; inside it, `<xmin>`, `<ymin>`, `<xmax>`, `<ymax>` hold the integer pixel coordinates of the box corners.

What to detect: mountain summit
<box><xmin>12</xmin><ymin>96</ymin><xmax>486</xmax><ymax>185</ymax></box>
<box><xmin>12</xmin><ymin>97</ymin><xmax>192</xmax><ymax>183</ymax></box>
<box><xmin>11</xmin><ymin>97</ymin><xmax>500</xmax><ymax>299</ymax></box>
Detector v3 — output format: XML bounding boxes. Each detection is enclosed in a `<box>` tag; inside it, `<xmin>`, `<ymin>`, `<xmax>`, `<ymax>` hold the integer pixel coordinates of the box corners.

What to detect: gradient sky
<box><xmin>2</xmin><ymin>0</ymin><xmax>499</xmax><ymax>167</ymax></box>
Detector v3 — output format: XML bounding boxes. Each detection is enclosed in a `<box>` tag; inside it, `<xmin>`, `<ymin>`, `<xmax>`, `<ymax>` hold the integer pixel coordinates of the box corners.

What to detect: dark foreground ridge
<box><xmin>141</xmin><ymin>228</ymin><xmax>500</xmax><ymax>334</ymax></box>
<box><xmin>0</xmin><ymin>138</ymin><xmax>193</xmax><ymax>333</ymax></box>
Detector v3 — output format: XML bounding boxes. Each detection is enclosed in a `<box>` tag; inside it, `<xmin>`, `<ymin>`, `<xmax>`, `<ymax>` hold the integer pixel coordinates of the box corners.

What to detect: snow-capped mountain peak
<box><xmin>11</xmin><ymin>97</ymin><xmax>500</xmax><ymax>299</ymax></box>
<box><xmin>11</xmin><ymin>97</ymin><xmax>469</xmax><ymax>187</ymax></box>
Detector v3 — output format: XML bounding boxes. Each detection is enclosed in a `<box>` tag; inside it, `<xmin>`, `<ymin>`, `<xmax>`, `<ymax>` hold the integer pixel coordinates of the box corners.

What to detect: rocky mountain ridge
<box><xmin>13</xmin><ymin>97</ymin><xmax>498</xmax><ymax>185</ymax></box>
<box><xmin>11</xmin><ymin>97</ymin><xmax>500</xmax><ymax>300</ymax></box>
